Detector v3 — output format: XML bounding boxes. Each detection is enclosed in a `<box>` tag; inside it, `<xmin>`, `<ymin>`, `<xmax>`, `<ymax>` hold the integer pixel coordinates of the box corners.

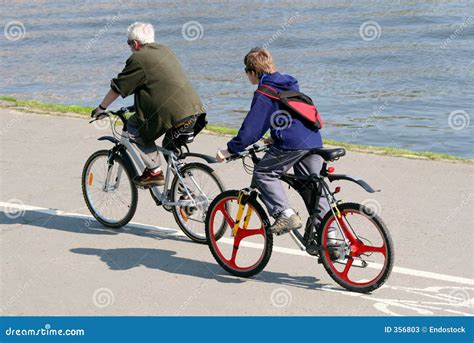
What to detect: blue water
<box><xmin>1</xmin><ymin>1</ymin><xmax>473</xmax><ymax>157</ymax></box>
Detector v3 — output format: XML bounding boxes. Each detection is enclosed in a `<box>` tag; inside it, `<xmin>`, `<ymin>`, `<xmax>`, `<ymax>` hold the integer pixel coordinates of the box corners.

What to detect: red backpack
<box><xmin>256</xmin><ymin>84</ymin><xmax>323</xmax><ymax>129</ymax></box>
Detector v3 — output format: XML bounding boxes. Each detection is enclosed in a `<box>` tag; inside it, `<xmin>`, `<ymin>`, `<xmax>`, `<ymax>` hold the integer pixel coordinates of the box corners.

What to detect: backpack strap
<box><xmin>256</xmin><ymin>84</ymin><xmax>280</xmax><ymax>100</ymax></box>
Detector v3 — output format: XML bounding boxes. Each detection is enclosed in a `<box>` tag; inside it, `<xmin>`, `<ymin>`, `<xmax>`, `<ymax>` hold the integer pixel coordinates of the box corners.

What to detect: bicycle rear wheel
<box><xmin>317</xmin><ymin>202</ymin><xmax>394</xmax><ymax>293</ymax></box>
<box><xmin>82</xmin><ymin>150</ymin><xmax>138</xmax><ymax>228</ymax></box>
<box><xmin>171</xmin><ymin>163</ymin><xmax>225</xmax><ymax>244</ymax></box>
<box><xmin>205</xmin><ymin>190</ymin><xmax>273</xmax><ymax>277</ymax></box>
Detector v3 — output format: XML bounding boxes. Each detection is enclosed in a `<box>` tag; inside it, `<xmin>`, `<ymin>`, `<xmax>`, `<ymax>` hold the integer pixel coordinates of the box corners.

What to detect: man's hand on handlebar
<box><xmin>89</xmin><ymin>106</ymin><xmax>134</xmax><ymax>125</ymax></box>
<box><xmin>216</xmin><ymin>148</ymin><xmax>231</xmax><ymax>162</ymax></box>
<box><xmin>91</xmin><ymin>106</ymin><xmax>107</xmax><ymax>118</ymax></box>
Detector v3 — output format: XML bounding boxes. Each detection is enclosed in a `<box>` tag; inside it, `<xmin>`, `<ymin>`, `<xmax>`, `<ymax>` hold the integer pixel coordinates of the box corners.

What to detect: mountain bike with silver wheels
<box><xmin>82</xmin><ymin>106</ymin><xmax>226</xmax><ymax>243</ymax></box>
<box><xmin>205</xmin><ymin>144</ymin><xmax>394</xmax><ymax>293</ymax></box>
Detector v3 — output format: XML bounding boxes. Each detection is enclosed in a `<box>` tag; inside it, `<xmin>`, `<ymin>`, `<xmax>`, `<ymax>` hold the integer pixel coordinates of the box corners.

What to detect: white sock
<box><xmin>281</xmin><ymin>208</ymin><xmax>295</xmax><ymax>218</ymax></box>
<box><xmin>150</xmin><ymin>167</ymin><xmax>161</xmax><ymax>174</ymax></box>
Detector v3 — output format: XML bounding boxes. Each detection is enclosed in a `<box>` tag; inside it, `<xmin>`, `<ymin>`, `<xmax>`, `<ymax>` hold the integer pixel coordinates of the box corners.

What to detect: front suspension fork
<box><xmin>104</xmin><ymin>147</ymin><xmax>123</xmax><ymax>192</ymax></box>
<box><xmin>232</xmin><ymin>188</ymin><xmax>257</xmax><ymax>236</ymax></box>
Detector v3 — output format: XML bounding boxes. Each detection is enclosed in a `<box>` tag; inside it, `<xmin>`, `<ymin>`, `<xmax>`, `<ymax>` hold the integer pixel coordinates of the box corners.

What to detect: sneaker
<box><xmin>133</xmin><ymin>169</ymin><xmax>165</xmax><ymax>187</ymax></box>
<box><xmin>270</xmin><ymin>213</ymin><xmax>302</xmax><ymax>236</ymax></box>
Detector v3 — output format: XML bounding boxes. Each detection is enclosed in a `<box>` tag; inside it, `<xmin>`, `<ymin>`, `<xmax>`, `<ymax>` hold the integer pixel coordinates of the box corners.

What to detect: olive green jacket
<box><xmin>111</xmin><ymin>43</ymin><xmax>204</xmax><ymax>143</ymax></box>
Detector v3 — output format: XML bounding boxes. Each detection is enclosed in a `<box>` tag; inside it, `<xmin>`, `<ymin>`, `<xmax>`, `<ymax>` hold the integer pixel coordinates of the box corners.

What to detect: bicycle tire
<box><xmin>82</xmin><ymin>149</ymin><xmax>138</xmax><ymax>228</ymax></box>
<box><xmin>205</xmin><ymin>190</ymin><xmax>273</xmax><ymax>277</ymax></box>
<box><xmin>170</xmin><ymin>162</ymin><xmax>225</xmax><ymax>244</ymax></box>
<box><xmin>317</xmin><ymin>202</ymin><xmax>394</xmax><ymax>293</ymax></box>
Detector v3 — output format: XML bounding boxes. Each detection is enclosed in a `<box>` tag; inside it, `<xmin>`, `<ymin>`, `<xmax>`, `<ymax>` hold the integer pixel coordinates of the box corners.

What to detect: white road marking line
<box><xmin>2</xmin><ymin>201</ymin><xmax>473</xmax><ymax>286</ymax></box>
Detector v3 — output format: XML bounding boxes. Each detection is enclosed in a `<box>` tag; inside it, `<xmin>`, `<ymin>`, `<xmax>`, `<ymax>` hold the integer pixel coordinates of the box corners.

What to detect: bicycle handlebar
<box><xmin>226</xmin><ymin>143</ymin><xmax>270</xmax><ymax>163</ymax></box>
<box><xmin>89</xmin><ymin>106</ymin><xmax>135</xmax><ymax>125</ymax></box>
<box><xmin>109</xmin><ymin>105</ymin><xmax>135</xmax><ymax>116</ymax></box>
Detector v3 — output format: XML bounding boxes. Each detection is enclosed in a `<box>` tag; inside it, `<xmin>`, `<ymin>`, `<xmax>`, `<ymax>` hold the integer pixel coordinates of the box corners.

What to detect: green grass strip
<box><xmin>1</xmin><ymin>96</ymin><xmax>93</xmax><ymax>115</ymax></box>
<box><xmin>1</xmin><ymin>95</ymin><xmax>472</xmax><ymax>162</ymax></box>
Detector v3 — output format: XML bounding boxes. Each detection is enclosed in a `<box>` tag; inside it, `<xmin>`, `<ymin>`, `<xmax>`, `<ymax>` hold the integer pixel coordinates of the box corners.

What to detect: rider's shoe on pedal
<box><xmin>133</xmin><ymin>168</ymin><xmax>165</xmax><ymax>187</ymax></box>
<box><xmin>271</xmin><ymin>209</ymin><xmax>302</xmax><ymax>236</ymax></box>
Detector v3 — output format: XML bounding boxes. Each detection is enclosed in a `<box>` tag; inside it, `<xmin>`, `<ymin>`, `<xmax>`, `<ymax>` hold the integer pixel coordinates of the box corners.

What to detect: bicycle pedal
<box><xmin>273</xmin><ymin>228</ymin><xmax>291</xmax><ymax>236</ymax></box>
<box><xmin>162</xmin><ymin>204</ymin><xmax>173</xmax><ymax>212</ymax></box>
<box><xmin>136</xmin><ymin>184</ymin><xmax>151</xmax><ymax>190</ymax></box>
<box><xmin>306</xmin><ymin>244</ymin><xmax>321</xmax><ymax>256</ymax></box>
<box><xmin>136</xmin><ymin>183</ymin><xmax>162</xmax><ymax>190</ymax></box>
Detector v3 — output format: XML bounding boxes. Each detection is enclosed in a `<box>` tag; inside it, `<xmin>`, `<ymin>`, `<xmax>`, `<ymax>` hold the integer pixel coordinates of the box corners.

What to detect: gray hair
<box><xmin>127</xmin><ymin>22</ymin><xmax>154</xmax><ymax>44</ymax></box>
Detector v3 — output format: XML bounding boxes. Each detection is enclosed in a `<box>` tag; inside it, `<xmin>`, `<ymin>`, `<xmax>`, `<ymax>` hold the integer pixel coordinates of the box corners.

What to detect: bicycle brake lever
<box><xmin>226</xmin><ymin>150</ymin><xmax>246</xmax><ymax>162</ymax></box>
<box><xmin>89</xmin><ymin>114</ymin><xmax>108</xmax><ymax>123</ymax></box>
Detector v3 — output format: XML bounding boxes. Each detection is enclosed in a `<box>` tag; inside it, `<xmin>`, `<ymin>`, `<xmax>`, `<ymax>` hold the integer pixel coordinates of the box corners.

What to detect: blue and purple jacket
<box><xmin>227</xmin><ymin>72</ymin><xmax>323</xmax><ymax>154</ymax></box>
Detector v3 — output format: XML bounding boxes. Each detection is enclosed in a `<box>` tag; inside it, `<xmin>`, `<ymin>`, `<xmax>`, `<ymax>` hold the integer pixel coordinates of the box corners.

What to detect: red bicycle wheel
<box><xmin>317</xmin><ymin>202</ymin><xmax>394</xmax><ymax>293</ymax></box>
<box><xmin>205</xmin><ymin>190</ymin><xmax>273</xmax><ymax>277</ymax></box>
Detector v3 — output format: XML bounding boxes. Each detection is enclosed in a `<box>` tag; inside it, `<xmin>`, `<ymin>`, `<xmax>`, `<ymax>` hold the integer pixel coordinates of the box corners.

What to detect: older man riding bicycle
<box><xmin>91</xmin><ymin>22</ymin><xmax>206</xmax><ymax>187</ymax></box>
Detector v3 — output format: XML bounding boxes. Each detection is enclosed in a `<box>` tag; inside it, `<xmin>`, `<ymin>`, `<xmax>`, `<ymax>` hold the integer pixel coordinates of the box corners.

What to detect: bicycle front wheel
<box><xmin>170</xmin><ymin>163</ymin><xmax>225</xmax><ymax>244</ymax></box>
<box><xmin>205</xmin><ymin>190</ymin><xmax>273</xmax><ymax>277</ymax></box>
<box><xmin>82</xmin><ymin>150</ymin><xmax>138</xmax><ymax>228</ymax></box>
<box><xmin>317</xmin><ymin>202</ymin><xmax>394</xmax><ymax>293</ymax></box>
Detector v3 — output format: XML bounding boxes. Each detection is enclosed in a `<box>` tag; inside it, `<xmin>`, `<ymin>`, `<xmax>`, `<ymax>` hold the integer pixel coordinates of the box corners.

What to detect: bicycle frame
<box><xmin>99</xmin><ymin>124</ymin><xmax>205</xmax><ymax>209</ymax></box>
<box><xmin>285</xmin><ymin>174</ymin><xmax>342</xmax><ymax>252</ymax></box>
<box><xmin>213</xmin><ymin>145</ymin><xmax>392</xmax><ymax>291</ymax></box>
<box><xmin>276</xmin><ymin>173</ymin><xmax>338</xmax><ymax>251</ymax></box>
<box><xmin>232</xmin><ymin>158</ymin><xmax>379</xmax><ymax>255</ymax></box>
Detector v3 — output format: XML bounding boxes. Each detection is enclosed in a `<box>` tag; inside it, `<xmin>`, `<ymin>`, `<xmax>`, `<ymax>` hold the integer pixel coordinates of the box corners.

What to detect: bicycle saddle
<box><xmin>309</xmin><ymin>147</ymin><xmax>346</xmax><ymax>161</ymax></box>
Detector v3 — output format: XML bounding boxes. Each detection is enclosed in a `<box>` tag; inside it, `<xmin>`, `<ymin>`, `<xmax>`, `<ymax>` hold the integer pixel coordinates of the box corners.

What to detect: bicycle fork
<box><xmin>103</xmin><ymin>148</ymin><xmax>123</xmax><ymax>192</ymax></box>
<box><xmin>232</xmin><ymin>188</ymin><xmax>257</xmax><ymax>237</ymax></box>
<box><xmin>320</xmin><ymin>181</ymin><xmax>357</xmax><ymax>261</ymax></box>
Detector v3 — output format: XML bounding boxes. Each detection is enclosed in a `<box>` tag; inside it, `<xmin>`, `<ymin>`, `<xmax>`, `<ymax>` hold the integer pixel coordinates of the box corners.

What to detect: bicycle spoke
<box><xmin>184</xmin><ymin>217</ymin><xmax>204</xmax><ymax>223</ymax></box>
<box><xmin>336</xmin><ymin>215</ymin><xmax>358</xmax><ymax>244</ymax></box>
<box><xmin>228</xmin><ymin>244</ymin><xmax>239</xmax><ymax>268</ymax></box>
<box><xmin>236</xmin><ymin>227</ymin><xmax>265</xmax><ymax>240</ymax></box>
<box><xmin>354</xmin><ymin>244</ymin><xmax>386</xmax><ymax>256</ymax></box>
<box><xmin>110</xmin><ymin>191</ymin><xmax>132</xmax><ymax>208</ymax></box>
<box><xmin>216</xmin><ymin>203</ymin><xmax>235</xmax><ymax>227</ymax></box>
<box><xmin>225</xmin><ymin>228</ymin><xmax>261</xmax><ymax>267</ymax></box>
<box><xmin>341</xmin><ymin>257</ymin><xmax>354</xmax><ymax>279</ymax></box>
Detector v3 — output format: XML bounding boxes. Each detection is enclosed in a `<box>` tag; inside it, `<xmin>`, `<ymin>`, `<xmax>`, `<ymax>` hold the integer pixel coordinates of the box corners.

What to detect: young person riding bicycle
<box><xmin>91</xmin><ymin>22</ymin><xmax>206</xmax><ymax>187</ymax></box>
<box><xmin>216</xmin><ymin>47</ymin><xmax>331</xmax><ymax>236</ymax></box>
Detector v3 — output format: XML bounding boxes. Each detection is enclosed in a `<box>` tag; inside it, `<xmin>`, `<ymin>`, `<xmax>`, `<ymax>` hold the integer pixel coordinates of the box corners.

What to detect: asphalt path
<box><xmin>1</xmin><ymin>108</ymin><xmax>473</xmax><ymax>316</ymax></box>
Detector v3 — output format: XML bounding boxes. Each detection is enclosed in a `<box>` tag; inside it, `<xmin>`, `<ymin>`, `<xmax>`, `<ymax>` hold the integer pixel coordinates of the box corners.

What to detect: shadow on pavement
<box><xmin>1</xmin><ymin>209</ymin><xmax>328</xmax><ymax>290</ymax></box>
<box><xmin>70</xmin><ymin>247</ymin><xmax>326</xmax><ymax>290</ymax></box>
<box><xmin>0</xmin><ymin>209</ymin><xmax>191</xmax><ymax>243</ymax></box>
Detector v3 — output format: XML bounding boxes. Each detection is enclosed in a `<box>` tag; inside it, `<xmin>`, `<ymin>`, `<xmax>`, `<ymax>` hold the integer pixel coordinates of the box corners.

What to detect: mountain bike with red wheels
<box><xmin>205</xmin><ymin>144</ymin><xmax>394</xmax><ymax>293</ymax></box>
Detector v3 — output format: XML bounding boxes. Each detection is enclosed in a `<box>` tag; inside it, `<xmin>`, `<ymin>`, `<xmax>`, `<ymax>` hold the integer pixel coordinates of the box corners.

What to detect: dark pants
<box><xmin>251</xmin><ymin>146</ymin><xmax>330</xmax><ymax>219</ymax></box>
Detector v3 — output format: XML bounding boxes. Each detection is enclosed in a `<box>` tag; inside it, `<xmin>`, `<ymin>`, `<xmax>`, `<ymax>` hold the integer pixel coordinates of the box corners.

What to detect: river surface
<box><xmin>1</xmin><ymin>1</ymin><xmax>473</xmax><ymax>157</ymax></box>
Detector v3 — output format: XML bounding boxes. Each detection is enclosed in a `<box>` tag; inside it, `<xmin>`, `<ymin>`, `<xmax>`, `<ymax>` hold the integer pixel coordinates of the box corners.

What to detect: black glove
<box><xmin>91</xmin><ymin>105</ymin><xmax>107</xmax><ymax>118</ymax></box>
